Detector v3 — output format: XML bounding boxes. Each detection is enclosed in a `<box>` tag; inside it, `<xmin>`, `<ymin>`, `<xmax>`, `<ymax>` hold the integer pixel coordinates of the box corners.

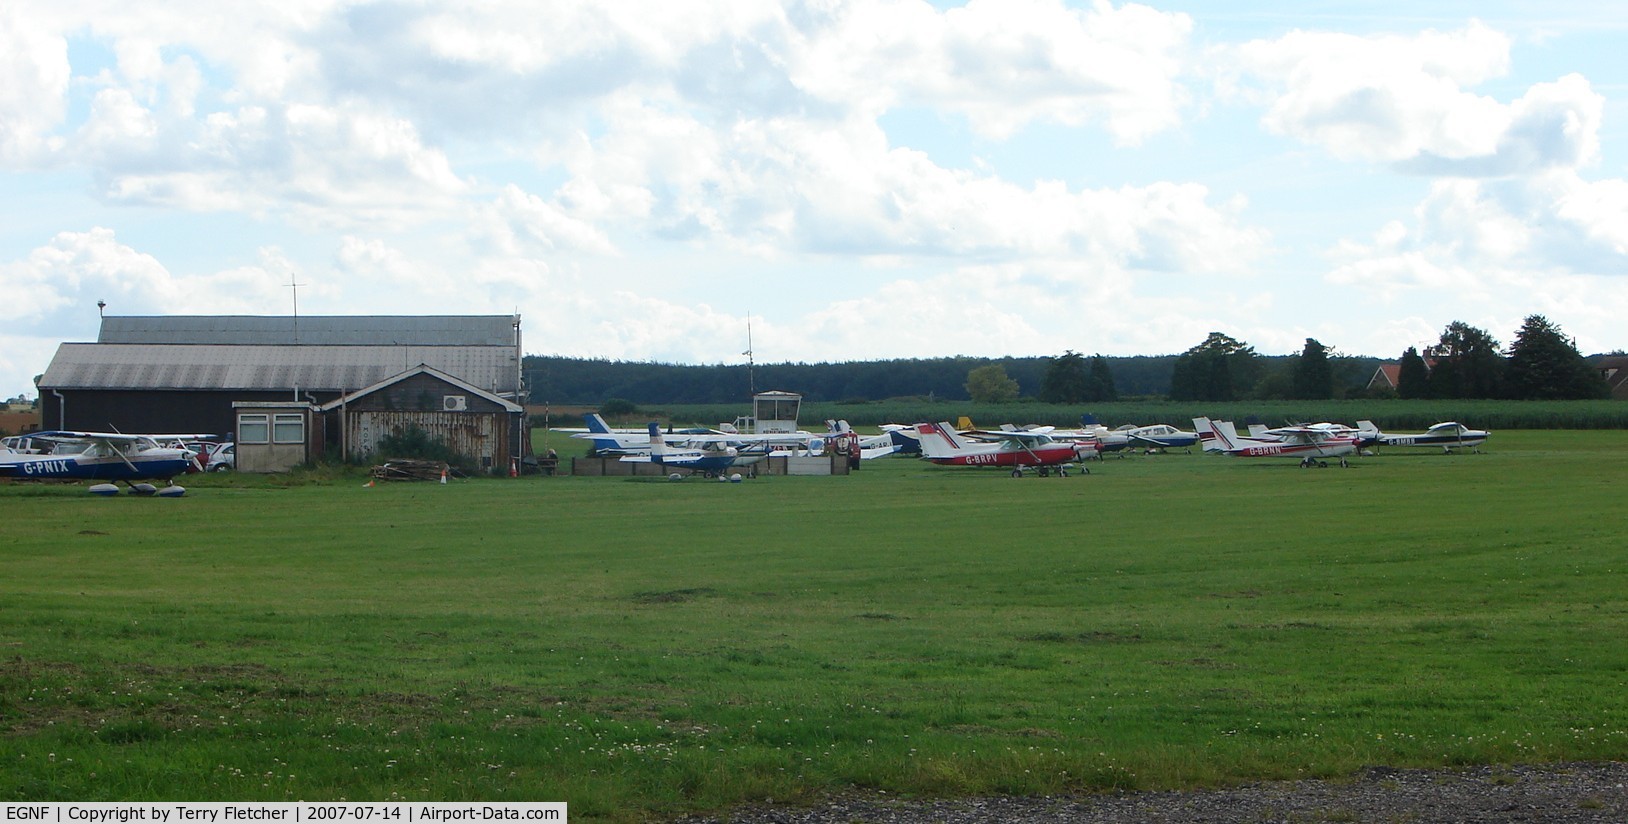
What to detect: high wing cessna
<box><xmin>569</xmin><ymin>413</ymin><xmax>718</xmax><ymax>456</ymax></box>
<box><xmin>0</xmin><ymin>431</ymin><xmax>197</xmax><ymax>492</ymax></box>
<box><xmin>1193</xmin><ymin>417</ymin><xmax>1361</xmax><ymax>468</ymax></box>
<box><xmin>1245</xmin><ymin>421</ymin><xmax>1378</xmax><ymax>449</ymax></box>
<box><xmin>1357</xmin><ymin>420</ymin><xmax>1490</xmax><ymax>453</ymax></box>
<box><xmin>616</xmin><ymin>423</ymin><xmax>755</xmax><ymax>478</ymax></box>
<box><xmin>959</xmin><ymin>421</ymin><xmax>1104</xmax><ymax>460</ymax></box>
<box><xmin>914</xmin><ymin>422</ymin><xmax>1086</xmax><ymax>476</ymax></box>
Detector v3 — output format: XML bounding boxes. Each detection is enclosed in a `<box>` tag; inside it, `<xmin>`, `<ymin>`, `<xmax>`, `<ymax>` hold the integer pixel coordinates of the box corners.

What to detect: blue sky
<box><xmin>3</xmin><ymin>0</ymin><xmax>1626</xmax><ymax>399</ymax></box>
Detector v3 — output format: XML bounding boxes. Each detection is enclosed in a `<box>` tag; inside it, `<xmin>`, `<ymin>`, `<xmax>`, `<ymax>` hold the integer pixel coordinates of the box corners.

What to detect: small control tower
<box><xmin>749</xmin><ymin>390</ymin><xmax>802</xmax><ymax>434</ymax></box>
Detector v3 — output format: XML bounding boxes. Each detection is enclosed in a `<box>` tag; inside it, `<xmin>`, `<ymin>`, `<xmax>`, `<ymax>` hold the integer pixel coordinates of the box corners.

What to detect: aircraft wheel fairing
<box><xmin>157</xmin><ymin>485</ymin><xmax>186</xmax><ymax>497</ymax></box>
<box><xmin>88</xmin><ymin>483</ymin><xmax>120</xmax><ymax>496</ymax></box>
<box><xmin>129</xmin><ymin>483</ymin><xmax>158</xmax><ymax>496</ymax></box>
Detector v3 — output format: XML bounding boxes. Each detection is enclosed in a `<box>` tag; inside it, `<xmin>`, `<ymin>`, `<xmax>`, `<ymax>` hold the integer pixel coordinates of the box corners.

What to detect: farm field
<box><xmin>3</xmin><ymin>432</ymin><xmax>1627</xmax><ymax>821</ymax></box>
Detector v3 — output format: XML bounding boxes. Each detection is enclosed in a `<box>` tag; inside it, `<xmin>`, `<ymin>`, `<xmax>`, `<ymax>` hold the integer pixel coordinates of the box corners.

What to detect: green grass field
<box><xmin>3</xmin><ymin>432</ymin><xmax>1627</xmax><ymax>821</ymax></box>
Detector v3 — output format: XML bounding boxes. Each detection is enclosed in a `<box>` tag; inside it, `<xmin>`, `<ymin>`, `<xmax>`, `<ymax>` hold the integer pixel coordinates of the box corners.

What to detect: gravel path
<box><xmin>676</xmin><ymin>762</ymin><xmax>1628</xmax><ymax>823</ymax></box>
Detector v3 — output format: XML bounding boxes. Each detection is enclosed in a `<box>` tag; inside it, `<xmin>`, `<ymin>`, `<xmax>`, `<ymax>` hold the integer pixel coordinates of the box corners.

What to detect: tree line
<box><xmin>1160</xmin><ymin>315</ymin><xmax>1609</xmax><ymax>403</ymax></box>
<box><xmin>523</xmin><ymin>315</ymin><xmax>1612</xmax><ymax>406</ymax></box>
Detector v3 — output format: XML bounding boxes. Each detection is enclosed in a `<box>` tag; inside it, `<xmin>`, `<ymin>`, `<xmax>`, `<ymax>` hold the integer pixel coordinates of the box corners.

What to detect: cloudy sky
<box><xmin>4</xmin><ymin>0</ymin><xmax>1627</xmax><ymax>399</ymax></box>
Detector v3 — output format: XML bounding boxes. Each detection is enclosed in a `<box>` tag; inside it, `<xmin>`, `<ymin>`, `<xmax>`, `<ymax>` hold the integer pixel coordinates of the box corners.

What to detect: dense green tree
<box><xmin>1427</xmin><ymin>321</ymin><xmax>1504</xmax><ymax>399</ymax></box>
<box><xmin>1252</xmin><ymin>364</ymin><xmax>1293</xmax><ymax>400</ymax></box>
<box><xmin>965</xmin><ymin>364</ymin><xmax>1020</xmax><ymax>403</ymax></box>
<box><xmin>1291</xmin><ymin>338</ymin><xmax>1334</xmax><ymax>399</ymax></box>
<box><xmin>599</xmin><ymin>398</ymin><xmax>639</xmax><ymax>418</ymax></box>
<box><xmin>1168</xmin><ymin>332</ymin><xmax>1256</xmax><ymax>401</ymax></box>
<box><xmin>1087</xmin><ymin>355</ymin><xmax>1118</xmax><ymax>402</ymax></box>
<box><xmin>1396</xmin><ymin>346</ymin><xmax>1430</xmax><ymax>399</ymax></box>
<box><xmin>1505</xmin><ymin>315</ymin><xmax>1610</xmax><ymax>399</ymax></box>
<box><xmin>1038</xmin><ymin>351</ymin><xmax>1089</xmax><ymax>403</ymax></box>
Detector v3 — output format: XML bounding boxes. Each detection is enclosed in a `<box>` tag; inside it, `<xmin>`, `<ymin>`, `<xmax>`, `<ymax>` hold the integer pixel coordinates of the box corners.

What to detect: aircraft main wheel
<box><xmin>1011</xmin><ymin>469</ymin><xmax>1023</xmax><ymax>478</ymax></box>
<box><xmin>1318</xmin><ymin>460</ymin><xmax>1329</xmax><ymax>468</ymax></box>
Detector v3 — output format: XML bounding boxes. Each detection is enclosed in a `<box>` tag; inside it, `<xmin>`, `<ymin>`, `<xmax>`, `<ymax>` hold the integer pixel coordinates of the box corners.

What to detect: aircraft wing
<box><xmin>31</xmin><ymin>429</ymin><xmax>173</xmax><ymax>442</ymax></box>
<box><xmin>31</xmin><ymin>431</ymin><xmax>156</xmax><ymax>444</ymax></box>
<box><xmin>995</xmin><ymin>430</ymin><xmax>1057</xmax><ymax>445</ymax></box>
<box><xmin>1264</xmin><ymin>427</ymin><xmax>1320</xmax><ymax>444</ymax></box>
<box><xmin>965</xmin><ymin>426</ymin><xmax>1052</xmax><ymax>442</ymax></box>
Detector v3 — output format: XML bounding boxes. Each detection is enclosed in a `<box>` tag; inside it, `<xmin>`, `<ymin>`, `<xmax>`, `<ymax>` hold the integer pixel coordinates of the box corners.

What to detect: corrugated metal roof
<box><xmin>97</xmin><ymin>315</ymin><xmax>520</xmax><ymax>347</ymax></box>
<box><xmin>41</xmin><ymin>344</ymin><xmax>520</xmax><ymax>394</ymax></box>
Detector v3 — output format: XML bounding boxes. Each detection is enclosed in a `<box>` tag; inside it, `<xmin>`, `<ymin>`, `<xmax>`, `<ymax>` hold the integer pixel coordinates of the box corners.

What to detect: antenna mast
<box><xmin>288</xmin><ymin>270</ymin><xmax>308</xmax><ymax>344</ymax></box>
<box><xmin>743</xmin><ymin>313</ymin><xmax>756</xmax><ymax>395</ymax></box>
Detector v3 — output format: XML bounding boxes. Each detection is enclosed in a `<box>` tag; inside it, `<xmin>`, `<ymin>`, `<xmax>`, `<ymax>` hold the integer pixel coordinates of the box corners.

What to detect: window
<box><xmin>239</xmin><ymin>413</ymin><xmax>270</xmax><ymax>444</ymax></box>
<box><xmin>273</xmin><ymin>414</ymin><xmax>305</xmax><ymax>444</ymax></box>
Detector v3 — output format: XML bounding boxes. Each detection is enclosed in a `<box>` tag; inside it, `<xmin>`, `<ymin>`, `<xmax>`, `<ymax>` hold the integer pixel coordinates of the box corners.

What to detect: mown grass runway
<box><xmin>3</xmin><ymin>432</ymin><xmax>1626</xmax><ymax>820</ymax></box>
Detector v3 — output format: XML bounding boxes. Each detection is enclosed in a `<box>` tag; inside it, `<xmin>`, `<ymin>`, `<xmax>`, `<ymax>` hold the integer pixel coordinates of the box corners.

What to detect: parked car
<box><xmin>206</xmin><ymin>442</ymin><xmax>235</xmax><ymax>472</ymax></box>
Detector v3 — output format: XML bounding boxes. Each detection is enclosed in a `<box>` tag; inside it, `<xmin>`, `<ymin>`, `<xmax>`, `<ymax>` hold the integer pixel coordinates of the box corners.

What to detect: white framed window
<box><xmin>239</xmin><ymin>413</ymin><xmax>270</xmax><ymax>444</ymax></box>
<box><xmin>272</xmin><ymin>413</ymin><xmax>305</xmax><ymax>444</ymax></box>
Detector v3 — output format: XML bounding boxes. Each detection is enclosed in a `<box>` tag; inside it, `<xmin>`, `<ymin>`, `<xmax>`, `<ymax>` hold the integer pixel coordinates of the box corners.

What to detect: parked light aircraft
<box><xmin>1113</xmin><ymin>422</ymin><xmax>1200</xmax><ymax>452</ymax></box>
<box><xmin>570</xmin><ymin>414</ymin><xmax>717</xmax><ymax>455</ymax></box>
<box><xmin>575</xmin><ymin>413</ymin><xmax>898</xmax><ymax>460</ymax></box>
<box><xmin>0</xmin><ymin>431</ymin><xmax>197</xmax><ymax>491</ymax></box>
<box><xmin>914</xmin><ymin>422</ymin><xmax>1085</xmax><ymax>476</ymax></box>
<box><xmin>1357</xmin><ymin>420</ymin><xmax>1490</xmax><ymax>453</ymax></box>
<box><xmin>879</xmin><ymin>424</ymin><xmax>921</xmax><ymax>455</ymax></box>
<box><xmin>968</xmin><ymin>423</ymin><xmax>1105</xmax><ymax>461</ymax></box>
<box><xmin>1244</xmin><ymin>421</ymin><xmax>1377</xmax><ymax>449</ymax></box>
<box><xmin>616</xmin><ymin>423</ymin><xmax>751</xmax><ymax>478</ymax></box>
<box><xmin>1193</xmin><ymin>417</ymin><xmax>1361</xmax><ymax>468</ymax></box>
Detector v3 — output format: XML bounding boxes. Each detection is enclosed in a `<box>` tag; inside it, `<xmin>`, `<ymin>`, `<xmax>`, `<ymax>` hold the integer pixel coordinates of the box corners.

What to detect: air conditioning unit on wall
<box><xmin>443</xmin><ymin>395</ymin><xmax>468</xmax><ymax>412</ymax></box>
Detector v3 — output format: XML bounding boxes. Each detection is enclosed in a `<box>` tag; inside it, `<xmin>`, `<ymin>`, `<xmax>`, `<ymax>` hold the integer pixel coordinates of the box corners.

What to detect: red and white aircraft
<box><xmin>1193</xmin><ymin>417</ymin><xmax>1361</xmax><ymax>468</ymax></box>
<box><xmin>914</xmin><ymin>422</ymin><xmax>1086</xmax><ymax>476</ymax></box>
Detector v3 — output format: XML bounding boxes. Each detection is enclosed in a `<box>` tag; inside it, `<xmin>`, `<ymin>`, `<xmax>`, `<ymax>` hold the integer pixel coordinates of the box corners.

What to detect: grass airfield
<box><xmin>2</xmin><ymin>431</ymin><xmax>1626</xmax><ymax>820</ymax></box>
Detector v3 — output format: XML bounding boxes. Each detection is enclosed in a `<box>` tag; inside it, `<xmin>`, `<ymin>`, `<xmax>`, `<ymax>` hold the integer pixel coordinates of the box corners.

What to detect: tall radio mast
<box><xmin>743</xmin><ymin>313</ymin><xmax>756</xmax><ymax>395</ymax></box>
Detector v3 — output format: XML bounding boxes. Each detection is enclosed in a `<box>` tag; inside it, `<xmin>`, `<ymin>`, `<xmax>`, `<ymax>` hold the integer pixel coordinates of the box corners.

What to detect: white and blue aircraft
<box><xmin>617</xmin><ymin>423</ymin><xmax>755</xmax><ymax>478</ymax></box>
<box><xmin>0</xmin><ymin>431</ymin><xmax>197</xmax><ymax>494</ymax></box>
<box><xmin>1357</xmin><ymin>421</ymin><xmax>1490</xmax><ymax>453</ymax></box>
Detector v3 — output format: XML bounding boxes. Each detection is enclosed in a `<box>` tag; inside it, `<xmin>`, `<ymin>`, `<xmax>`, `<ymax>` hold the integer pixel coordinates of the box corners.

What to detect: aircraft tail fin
<box><xmin>1193</xmin><ymin>417</ymin><xmax>1222</xmax><ymax>451</ymax></box>
<box><xmin>1357</xmin><ymin>420</ymin><xmax>1379</xmax><ymax>435</ymax></box>
<box><xmin>1213</xmin><ymin>420</ymin><xmax>1242</xmax><ymax>450</ymax></box>
<box><xmin>647</xmin><ymin>422</ymin><xmax>666</xmax><ymax>457</ymax></box>
<box><xmin>578</xmin><ymin>413</ymin><xmax>628</xmax><ymax>453</ymax></box>
<box><xmin>956</xmin><ymin>416</ymin><xmax>975</xmax><ymax>432</ymax></box>
<box><xmin>915</xmin><ymin>422</ymin><xmax>967</xmax><ymax>458</ymax></box>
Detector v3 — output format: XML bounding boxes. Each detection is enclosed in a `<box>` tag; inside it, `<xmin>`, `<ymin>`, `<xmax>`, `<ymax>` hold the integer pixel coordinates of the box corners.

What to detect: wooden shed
<box><xmin>321</xmin><ymin>364</ymin><xmax>525</xmax><ymax>474</ymax></box>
